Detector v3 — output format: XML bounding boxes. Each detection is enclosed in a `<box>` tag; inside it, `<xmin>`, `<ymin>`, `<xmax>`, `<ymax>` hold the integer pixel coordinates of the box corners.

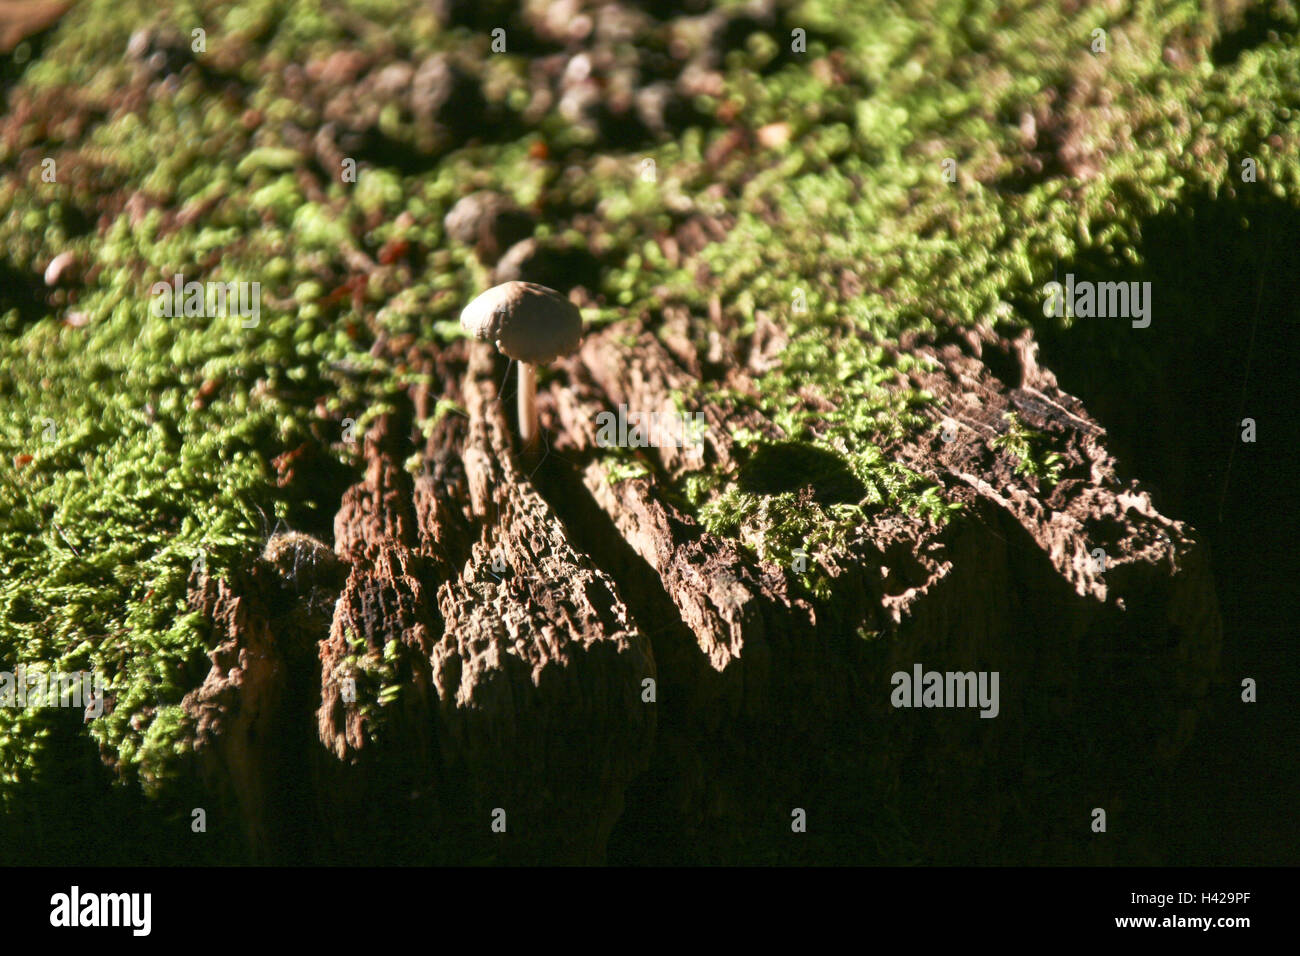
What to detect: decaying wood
<box><xmin>182</xmin><ymin>311</ymin><xmax>1222</xmax><ymax>863</ymax></box>
<box><xmin>543</xmin><ymin>320</ymin><xmax>1221</xmax><ymax>861</ymax></box>
<box><xmin>316</xmin><ymin>343</ymin><xmax>653</xmax><ymax>863</ymax></box>
<box><xmin>182</xmin><ymin>556</ymin><xmax>341</xmax><ymax>860</ymax></box>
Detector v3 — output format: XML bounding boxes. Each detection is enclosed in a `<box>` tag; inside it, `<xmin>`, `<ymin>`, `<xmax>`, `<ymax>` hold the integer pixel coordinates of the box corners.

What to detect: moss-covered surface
<box><xmin>0</xmin><ymin>0</ymin><xmax>1297</xmax><ymax>854</ymax></box>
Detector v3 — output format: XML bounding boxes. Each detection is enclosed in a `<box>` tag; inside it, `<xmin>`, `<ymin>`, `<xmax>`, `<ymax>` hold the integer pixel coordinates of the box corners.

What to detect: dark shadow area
<box><xmin>738</xmin><ymin>440</ymin><xmax>867</xmax><ymax>503</ymax></box>
<box><xmin>1211</xmin><ymin>1</ymin><xmax>1298</xmax><ymax>67</ymax></box>
<box><xmin>0</xmin><ymin>16</ymin><xmax>62</xmax><ymax>97</ymax></box>
<box><xmin>0</xmin><ymin>709</ymin><xmax>250</xmax><ymax>866</ymax></box>
<box><xmin>531</xmin><ymin>447</ymin><xmax>709</xmax><ymax>864</ymax></box>
<box><xmin>1024</xmin><ymin>188</ymin><xmax>1300</xmax><ymax>863</ymax></box>
<box><xmin>0</xmin><ymin>260</ymin><xmax>50</xmax><ymax>327</ymax></box>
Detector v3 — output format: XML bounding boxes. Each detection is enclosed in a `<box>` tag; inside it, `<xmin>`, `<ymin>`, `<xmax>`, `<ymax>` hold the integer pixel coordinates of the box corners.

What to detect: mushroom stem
<box><xmin>517</xmin><ymin>361</ymin><xmax>539</xmax><ymax>456</ymax></box>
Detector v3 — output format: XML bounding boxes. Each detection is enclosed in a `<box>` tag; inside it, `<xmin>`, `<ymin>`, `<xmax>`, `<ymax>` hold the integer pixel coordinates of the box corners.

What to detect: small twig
<box><xmin>51</xmin><ymin>521</ymin><xmax>80</xmax><ymax>557</ymax></box>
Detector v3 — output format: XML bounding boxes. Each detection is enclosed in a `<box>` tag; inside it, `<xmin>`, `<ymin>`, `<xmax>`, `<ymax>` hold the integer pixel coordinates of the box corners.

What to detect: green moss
<box><xmin>1</xmin><ymin>0</ymin><xmax>1297</xmax><ymax>814</ymax></box>
<box><xmin>991</xmin><ymin>412</ymin><xmax>1065</xmax><ymax>486</ymax></box>
<box><xmin>336</xmin><ymin>624</ymin><xmax>411</xmax><ymax>745</ymax></box>
<box><xmin>604</xmin><ymin>459</ymin><xmax>652</xmax><ymax>485</ymax></box>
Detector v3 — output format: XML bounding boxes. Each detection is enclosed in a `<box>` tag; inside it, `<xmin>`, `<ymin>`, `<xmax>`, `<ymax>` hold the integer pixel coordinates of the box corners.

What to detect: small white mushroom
<box><xmin>460</xmin><ymin>281</ymin><xmax>583</xmax><ymax>456</ymax></box>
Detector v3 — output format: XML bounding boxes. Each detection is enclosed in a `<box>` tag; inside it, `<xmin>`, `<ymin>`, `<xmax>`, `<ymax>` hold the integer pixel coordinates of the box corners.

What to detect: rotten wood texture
<box><xmin>319</xmin><ymin>343</ymin><xmax>651</xmax><ymax>863</ymax></box>
<box><xmin>181</xmin><ymin>555</ymin><xmax>341</xmax><ymax>860</ymax></box>
<box><xmin>182</xmin><ymin>315</ymin><xmax>1221</xmax><ymax>864</ymax></box>
<box><xmin>543</xmin><ymin>321</ymin><xmax>1221</xmax><ymax>863</ymax></box>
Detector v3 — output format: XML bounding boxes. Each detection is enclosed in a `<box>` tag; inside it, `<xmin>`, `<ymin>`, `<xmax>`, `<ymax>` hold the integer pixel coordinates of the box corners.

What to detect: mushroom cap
<box><xmin>459</xmin><ymin>281</ymin><xmax>583</xmax><ymax>364</ymax></box>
